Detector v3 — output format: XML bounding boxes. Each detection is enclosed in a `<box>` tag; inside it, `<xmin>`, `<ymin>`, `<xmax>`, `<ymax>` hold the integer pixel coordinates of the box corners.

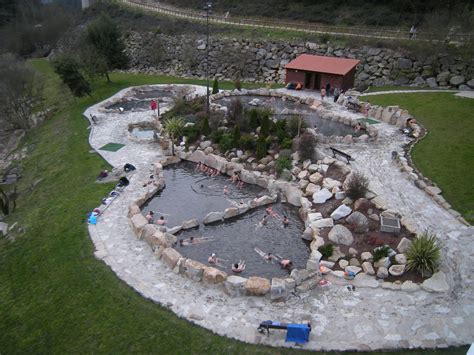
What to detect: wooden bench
<box><xmin>330</xmin><ymin>147</ymin><xmax>354</xmax><ymax>163</ymax></box>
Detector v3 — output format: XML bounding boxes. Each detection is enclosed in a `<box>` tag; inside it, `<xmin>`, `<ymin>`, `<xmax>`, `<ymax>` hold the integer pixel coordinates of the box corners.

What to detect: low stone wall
<box><xmin>127</xmin><ymin>149</ymin><xmax>451</xmax><ymax>299</ymax></box>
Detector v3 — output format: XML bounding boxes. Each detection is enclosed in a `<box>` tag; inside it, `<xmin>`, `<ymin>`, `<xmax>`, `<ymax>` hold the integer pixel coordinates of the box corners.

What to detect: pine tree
<box><xmin>212</xmin><ymin>77</ymin><xmax>219</xmax><ymax>94</ymax></box>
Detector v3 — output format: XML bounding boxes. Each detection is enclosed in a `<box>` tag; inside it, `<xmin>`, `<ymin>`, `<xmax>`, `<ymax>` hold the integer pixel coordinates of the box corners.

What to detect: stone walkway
<box><xmin>84</xmin><ymin>85</ymin><xmax>473</xmax><ymax>351</ymax></box>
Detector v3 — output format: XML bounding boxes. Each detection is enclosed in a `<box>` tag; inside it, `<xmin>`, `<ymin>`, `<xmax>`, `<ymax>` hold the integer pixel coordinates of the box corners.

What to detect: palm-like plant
<box><xmin>406</xmin><ymin>232</ymin><xmax>441</xmax><ymax>277</ymax></box>
<box><xmin>163</xmin><ymin>117</ymin><xmax>184</xmax><ymax>156</ymax></box>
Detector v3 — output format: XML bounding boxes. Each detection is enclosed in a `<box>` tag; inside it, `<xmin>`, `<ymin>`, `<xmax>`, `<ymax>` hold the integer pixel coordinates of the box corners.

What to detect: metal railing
<box><xmin>120</xmin><ymin>0</ymin><xmax>472</xmax><ymax>43</ymax></box>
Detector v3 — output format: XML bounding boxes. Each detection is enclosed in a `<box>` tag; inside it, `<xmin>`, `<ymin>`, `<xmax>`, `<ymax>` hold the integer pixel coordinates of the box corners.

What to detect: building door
<box><xmin>314</xmin><ymin>73</ymin><xmax>321</xmax><ymax>90</ymax></box>
<box><xmin>304</xmin><ymin>72</ymin><xmax>313</xmax><ymax>89</ymax></box>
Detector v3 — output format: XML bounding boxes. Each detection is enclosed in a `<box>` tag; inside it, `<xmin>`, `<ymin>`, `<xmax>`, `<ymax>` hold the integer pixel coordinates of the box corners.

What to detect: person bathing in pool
<box><xmin>232</xmin><ymin>260</ymin><xmax>246</xmax><ymax>273</ymax></box>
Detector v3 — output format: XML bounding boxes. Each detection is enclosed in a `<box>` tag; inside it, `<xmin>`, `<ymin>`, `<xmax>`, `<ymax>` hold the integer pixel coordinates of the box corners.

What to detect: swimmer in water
<box><xmin>223</xmin><ymin>185</ymin><xmax>229</xmax><ymax>195</ymax></box>
<box><xmin>282</xmin><ymin>215</ymin><xmax>289</xmax><ymax>227</ymax></box>
<box><xmin>232</xmin><ymin>260</ymin><xmax>246</xmax><ymax>273</ymax></box>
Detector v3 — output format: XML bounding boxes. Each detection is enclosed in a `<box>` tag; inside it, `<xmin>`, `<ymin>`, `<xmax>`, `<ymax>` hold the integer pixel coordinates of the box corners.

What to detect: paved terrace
<box><xmin>84</xmin><ymin>85</ymin><xmax>473</xmax><ymax>351</ymax></box>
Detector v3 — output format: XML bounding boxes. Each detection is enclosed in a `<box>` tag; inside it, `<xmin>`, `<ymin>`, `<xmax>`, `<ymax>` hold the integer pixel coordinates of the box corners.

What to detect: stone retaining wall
<box><xmin>122</xmin><ymin>32</ymin><xmax>474</xmax><ymax>90</ymax></box>
<box><xmin>127</xmin><ymin>149</ymin><xmax>451</xmax><ymax>299</ymax></box>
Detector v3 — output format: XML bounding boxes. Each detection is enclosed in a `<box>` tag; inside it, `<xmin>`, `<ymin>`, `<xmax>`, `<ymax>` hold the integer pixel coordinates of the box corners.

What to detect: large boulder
<box><xmin>362</xmin><ymin>261</ymin><xmax>375</xmax><ymax>275</ymax></box>
<box><xmin>305</xmin><ymin>183</ymin><xmax>320</xmax><ymax>196</ymax></box>
<box><xmin>328</xmin><ymin>246</ymin><xmax>345</xmax><ymax>262</ymax></box>
<box><xmin>284</xmin><ymin>185</ymin><xmax>303</xmax><ymax>207</ymax></box>
<box><xmin>182</xmin><ymin>218</ymin><xmax>199</xmax><ymax>230</ymax></box>
<box><xmin>128</xmin><ymin>203</ymin><xmax>141</xmax><ymax>218</ymax></box>
<box><xmin>203</xmin><ymin>211</ymin><xmax>224</xmax><ymax>224</ymax></box>
<box><xmin>389</xmin><ymin>264</ymin><xmax>405</xmax><ymax>276</ymax></box>
<box><xmin>450</xmin><ymin>75</ymin><xmax>465</xmax><ymax>86</ymax></box>
<box><xmin>328</xmin><ymin>225</ymin><xmax>353</xmax><ymax>245</ymax></box>
<box><xmin>330</xmin><ymin>204</ymin><xmax>352</xmax><ymax>220</ymax></box>
<box><xmin>397</xmin><ymin>237</ymin><xmax>412</xmax><ymax>253</ymax></box>
<box><xmin>353</xmin><ymin>273</ymin><xmax>379</xmax><ymax>288</ymax></box>
<box><xmin>130</xmin><ymin>214</ymin><xmax>149</xmax><ymax>238</ymax></box>
<box><xmin>309</xmin><ymin>172</ymin><xmax>323</xmax><ymax>184</ymax></box>
<box><xmin>421</xmin><ymin>271</ymin><xmax>449</xmax><ymax>292</ymax></box>
<box><xmin>322</xmin><ymin>178</ymin><xmax>342</xmax><ymax>190</ymax></box>
<box><xmin>223</xmin><ymin>207</ymin><xmax>240</xmax><ymax>219</ymax></box>
<box><xmin>224</xmin><ymin>275</ymin><xmax>247</xmax><ymax>296</ymax></box>
<box><xmin>270</xmin><ymin>278</ymin><xmax>288</xmax><ymax>301</ymax></box>
<box><xmin>376</xmin><ymin>266</ymin><xmax>389</xmax><ymax>279</ymax></box>
<box><xmin>313</xmin><ymin>188</ymin><xmax>333</xmax><ymax>204</ymax></box>
<box><xmin>346</xmin><ymin>211</ymin><xmax>369</xmax><ymax>231</ymax></box>
<box><xmin>310</xmin><ymin>218</ymin><xmax>334</xmax><ymax>229</ymax></box>
<box><xmin>161</xmin><ymin>248</ymin><xmax>183</xmax><ymax>269</ymax></box>
<box><xmin>290</xmin><ymin>269</ymin><xmax>310</xmax><ymax>286</ymax></box>
<box><xmin>184</xmin><ymin>259</ymin><xmax>207</xmax><ymax>281</ymax></box>
<box><xmin>154</xmin><ymin>232</ymin><xmax>177</xmax><ymax>248</ymax></box>
<box><xmin>244</xmin><ymin>277</ymin><xmax>271</xmax><ymax>296</ymax></box>
<box><xmin>141</xmin><ymin>224</ymin><xmax>160</xmax><ymax>242</ymax></box>
<box><xmin>203</xmin><ymin>267</ymin><xmax>227</xmax><ymax>284</ymax></box>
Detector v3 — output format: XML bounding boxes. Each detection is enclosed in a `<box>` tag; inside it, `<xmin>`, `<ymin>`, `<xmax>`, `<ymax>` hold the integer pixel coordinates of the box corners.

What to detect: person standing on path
<box><xmin>409</xmin><ymin>25</ymin><xmax>417</xmax><ymax>39</ymax></box>
<box><xmin>365</xmin><ymin>101</ymin><xmax>371</xmax><ymax>117</ymax></box>
<box><xmin>325</xmin><ymin>82</ymin><xmax>331</xmax><ymax>97</ymax></box>
<box><xmin>321</xmin><ymin>87</ymin><xmax>326</xmax><ymax>101</ymax></box>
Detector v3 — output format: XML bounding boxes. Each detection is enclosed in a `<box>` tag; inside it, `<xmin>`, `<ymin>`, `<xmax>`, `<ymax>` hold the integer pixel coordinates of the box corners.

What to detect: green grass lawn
<box><xmin>0</xmin><ymin>59</ymin><xmax>469</xmax><ymax>353</ymax></box>
<box><xmin>363</xmin><ymin>92</ymin><xmax>474</xmax><ymax>224</ymax></box>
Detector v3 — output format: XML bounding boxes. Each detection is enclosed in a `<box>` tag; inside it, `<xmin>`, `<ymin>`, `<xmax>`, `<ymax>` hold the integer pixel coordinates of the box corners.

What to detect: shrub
<box><xmin>199</xmin><ymin>115</ymin><xmax>211</xmax><ymax>136</ymax></box>
<box><xmin>232</xmin><ymin>125</ymin><xmax>241</xmax><ymax>146</ymax></box>
<box><xmin>248</xmin><ymin>108</ymin><xmax>259</xmax><ymax>130</ymax></box>
<box><xmin>373</xmin><ymin>245</ymin><xmax>391</xmax><ymax>262</ymax></box>
<box><xmin>406</xmin><ymin>232</ymin><xmax>441</xmax><ymax>277</ymax></box>
<box><xmin>260</xmin><ymin>114</ymin><xmax>270</xmax><ymax>137</ymax></box>
<box><xmin>288</xmin><ymin>115</ymin><xmax>306</xmax><ymax>138</ymax></box>
<box><xmin>256</xmin><ymin>135</ymin><xmax>267</xmax><ymax>159</ymax></box>
<box><xmin>238</xmin><ymin>134</ymin><xmax>255</xmax><ymax>150</ymax></box>
<box><xmin>280</xmin><ymin>137</ymin><xmax>293</xmax><ymax>150</ymax></box>
<box><xmin>346</xmin><ymin>172</ymin><xmax>369</xmax><ymax>200</ymax></box>
<box><xmin>273</xmin><ymin>119</ymin><xmax>288</xmax><ymax>142</ymax></box>
<box><xmin>275</xmin><ymin>155</ymin><xmax>292</xmax><ymax>175</ymax></box>
<box><xmin>208</xmin><ymin>129</ymin><xmax>223</xmax><ymax>143</ymax></box>
<box><xmin>218</xmin><ymin>133</ymin><xmax>234</xmax><ymax>152</ymax></box>
<box><xmin>228</xmin><ymin>98</ymin><xmax>243</xmax><ymax>125</ymax></box>
<box><xmin>212</xmin><ymin>77</ymin><xmax>219</xmax><ymax>94</ymax></box>
<box><xmin>182</xmin><ymin>125</ymin><xmax>200</xmax><ymax>143</ymax></box>
<box><xmin>298</xmin><ymin>132</ymin><xmax>316</xmax><ymax>161</ymax></box>
<box><xmin>318</xmin><ymin>244</ymin><xmax>334</xmax><ymax>259</ymax></box>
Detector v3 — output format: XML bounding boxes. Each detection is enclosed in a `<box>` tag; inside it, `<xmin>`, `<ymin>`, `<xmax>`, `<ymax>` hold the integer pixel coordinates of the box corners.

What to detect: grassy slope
<box><xmin>364</xmin><ymin>93</ymin><xmax>474</xmax><ymax>224</ymax></box>
<box><xmin>0</xmin><ymin>59</ymin><xmax>469</xmax><ymax>353</ymax></box>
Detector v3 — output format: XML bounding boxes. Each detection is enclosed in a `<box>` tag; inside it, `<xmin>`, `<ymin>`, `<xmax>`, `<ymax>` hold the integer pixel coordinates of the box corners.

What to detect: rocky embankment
<box><xmin>123</xmin><ymin>32</ymin><xmax>474</xmax><ymax>89</ymax></box>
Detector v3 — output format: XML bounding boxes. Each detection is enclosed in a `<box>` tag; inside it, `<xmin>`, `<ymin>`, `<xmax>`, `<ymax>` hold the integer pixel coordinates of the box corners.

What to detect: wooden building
<box><xmin>285</xmin><ymin>54</ymin><xmax>360</xmax><ymax>92</ymax></box>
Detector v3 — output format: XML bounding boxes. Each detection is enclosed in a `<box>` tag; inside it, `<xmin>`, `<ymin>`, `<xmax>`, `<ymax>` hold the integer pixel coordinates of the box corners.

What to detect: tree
<box><xmin>0</xmin><ymin>53</ymin><xmax>44</xmax><ymax>130</ymax></box>
<box><xmin>85</xmin><ymin>13</ymin><xmax>128</xmax><ymax>82</ymax></box>
<box><xmin>212</xmin><ymin>77</ymin><xmax>219</xmax><ymax>94</ymax></box>
<box><xmin>164</xmin><ymin>117</ymin><xmax>184</xmax><ymax>156</ymax></box>
<box><xmin>232</xmin><ymin>124</ymin><xmax>241</xmax><ymax>147</ymax></box>
<box><xmin>52</xmin><ymin>56</ymin><xmax>91</xmax><ymax>98</ymax></box>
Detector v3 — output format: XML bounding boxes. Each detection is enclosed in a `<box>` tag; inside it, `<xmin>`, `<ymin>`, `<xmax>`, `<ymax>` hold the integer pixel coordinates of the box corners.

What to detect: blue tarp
<box><xmin>285</xmin><ymin>324</ymin><xmax>310</xmax><ymax>344</ymax></box>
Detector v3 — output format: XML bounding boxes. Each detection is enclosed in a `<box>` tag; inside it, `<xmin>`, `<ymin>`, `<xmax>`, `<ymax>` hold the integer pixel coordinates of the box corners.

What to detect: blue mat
<box><xmin>285</xmin><ymin>324</ymin><xmax>311</xmax><ymax>344</ymax></box>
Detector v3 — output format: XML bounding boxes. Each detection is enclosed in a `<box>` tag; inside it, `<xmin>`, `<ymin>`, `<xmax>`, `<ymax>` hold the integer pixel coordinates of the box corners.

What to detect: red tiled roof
<box><xmin>285</xmin><ymin>54</ymin><xmax>360</xmax><ymax>76</ymax></box>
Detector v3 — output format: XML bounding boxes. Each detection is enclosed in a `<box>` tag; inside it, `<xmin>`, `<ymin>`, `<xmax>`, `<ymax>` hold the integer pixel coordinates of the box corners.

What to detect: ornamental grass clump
<box><xmin>346</xmin><ymin>172</ymin><xmax>369</xmax><ymax>200</ymax></box>
<box><xmin>373</xmin><ymin>245</ymin><xmax>390</xmax><ymax>262</ymax></box>
<box><xmin>406</xmin><ymin>232</ymin><xmax>441</xmax><ymax>277</ymax></box>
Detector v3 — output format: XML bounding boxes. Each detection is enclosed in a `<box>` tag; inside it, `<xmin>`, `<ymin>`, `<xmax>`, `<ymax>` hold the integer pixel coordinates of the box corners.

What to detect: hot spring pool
<box><xmin>142</xmin><ymin>161</ymin><xmax>309</xmax><ymax>278</ymax></box>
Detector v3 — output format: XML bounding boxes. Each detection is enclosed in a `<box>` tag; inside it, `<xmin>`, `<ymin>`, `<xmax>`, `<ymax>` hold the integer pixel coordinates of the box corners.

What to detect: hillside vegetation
<box><xmin>160</xmin><ymin>0</ymin><xmax>474</xmax><ymax>30</ymax></box>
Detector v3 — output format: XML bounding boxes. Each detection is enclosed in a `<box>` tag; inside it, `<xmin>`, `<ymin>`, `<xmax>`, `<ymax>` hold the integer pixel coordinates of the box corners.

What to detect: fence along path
<box><xmin>120</xmin><ymin>0</ymin><xmax>471</xmax><ymax>44</ymax></box>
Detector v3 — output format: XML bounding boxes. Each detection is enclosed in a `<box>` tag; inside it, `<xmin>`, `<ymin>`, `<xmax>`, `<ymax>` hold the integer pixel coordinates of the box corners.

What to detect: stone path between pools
<box><xmin>84</xmin><ymin>85</ymin><xmax>474</xmax><ymax>351</ymax></box>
